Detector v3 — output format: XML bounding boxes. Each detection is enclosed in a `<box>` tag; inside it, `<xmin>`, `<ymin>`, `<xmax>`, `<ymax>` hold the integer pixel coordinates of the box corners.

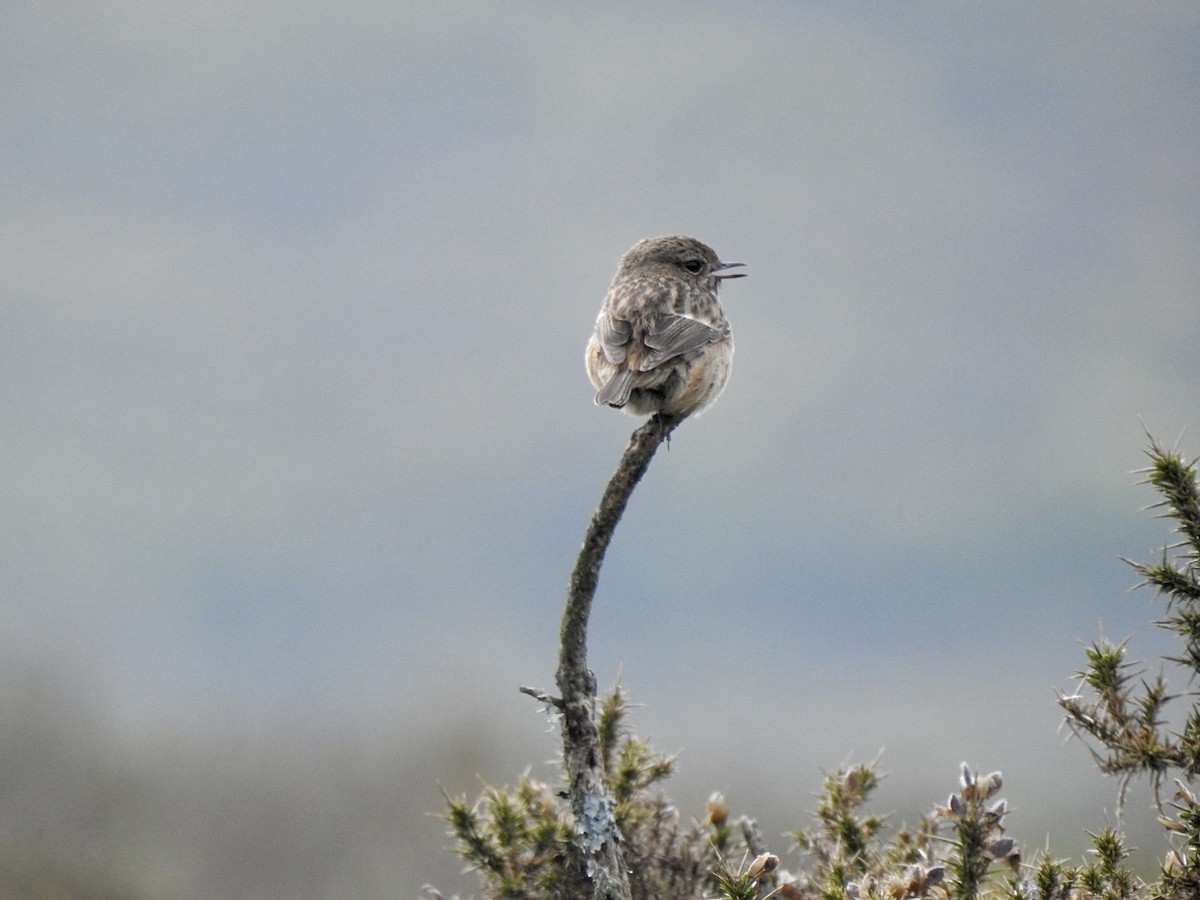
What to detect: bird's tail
<box><xmin>594</xmin><ymin>368</ymin><xmax>635</xmax><ymax>408</ymax></box>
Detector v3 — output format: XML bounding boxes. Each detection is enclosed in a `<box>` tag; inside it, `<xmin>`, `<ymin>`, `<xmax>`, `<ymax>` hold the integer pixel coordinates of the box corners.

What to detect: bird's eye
<box><xmin>682</xmin><ymin>259</ymin><xmax>704</xmax><ymax>274</ymax></box>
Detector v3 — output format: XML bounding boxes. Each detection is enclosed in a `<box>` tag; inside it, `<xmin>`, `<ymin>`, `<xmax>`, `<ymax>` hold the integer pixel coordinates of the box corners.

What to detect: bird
<box><xmin>586</xmin><ymin>235</ymin><xmax>745</xmax><ymax>418</ymax></box>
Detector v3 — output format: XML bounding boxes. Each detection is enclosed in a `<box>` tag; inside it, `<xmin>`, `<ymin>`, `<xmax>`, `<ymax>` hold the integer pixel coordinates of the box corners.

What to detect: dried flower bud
<box><xmin>893</xmin><ymin>863</ymin><xmax>945</xmax><ymax>896</ymax></box>
<box><xmin>960</xmin><ymin>767</ymin><xmax>1003</xmax><ymax>801</ymax></box>
<box><xmin>747</xmin><ymin>852</ymin><xmax>779</xmax><ymax>880</ymax></box>
<box><xmin>978</xmin><ymin>771</ymin><xmax>1003</xmax><ymax>797</ymax></box>
<box><xmin>986</xmin><ymin>838</ymin><xmax>1015</xmax><ymax>859</ymax></box>
<box><xmin>1175</xmin><ymin>779</ymin><xmax>1197</xmax><ymax>805</ymax></box>
<box><xmin>1158</xmin><ymin>815</ymin><xmax>1187</xmax><ymax>833</ymax></box>
<box><xmin>706</xmin><ymin>791</ymin><xmax>729</xmax><ymax>827</ymax></box>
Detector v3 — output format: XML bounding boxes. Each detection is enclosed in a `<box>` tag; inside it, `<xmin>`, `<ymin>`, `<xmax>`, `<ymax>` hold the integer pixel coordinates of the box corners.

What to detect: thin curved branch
<box><xmin>555</xmin><ymin>412</ymin><xmax>683</xmax><ymax>900</ymax></box>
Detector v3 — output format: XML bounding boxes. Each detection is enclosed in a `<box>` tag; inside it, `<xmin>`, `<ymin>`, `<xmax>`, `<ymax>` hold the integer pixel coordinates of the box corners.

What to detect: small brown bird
<box><xmin>586</xmin><ymin>235</ymin><xmax>745</xmax><ymax>418</ymax></box>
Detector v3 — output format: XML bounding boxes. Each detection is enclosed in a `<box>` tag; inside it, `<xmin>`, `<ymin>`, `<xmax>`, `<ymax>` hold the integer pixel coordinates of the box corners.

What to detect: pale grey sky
<box><xmin>3</xmin><ymin>3</ymin><xmax>1199</xmax><ymax>896</ymax></box>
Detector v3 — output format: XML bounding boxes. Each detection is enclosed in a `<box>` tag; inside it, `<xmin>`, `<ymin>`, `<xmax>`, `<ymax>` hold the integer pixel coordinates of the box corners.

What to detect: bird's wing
<box><xmin>594</xmin><ymin>314</ymin><xmax>632</xmax><ymax>364</ymax></box>
<box><xmin>641</xmin><ymin>314</ymin><xmax>720</xmax><ymax>368</ymax></box>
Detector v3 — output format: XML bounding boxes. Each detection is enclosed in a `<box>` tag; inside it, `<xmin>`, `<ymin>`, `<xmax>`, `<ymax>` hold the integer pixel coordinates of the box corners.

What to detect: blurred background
<box><xmin>3</xmin><ymin>2</ymin><xmax>1199</xmax><ymax>898</ymax></box>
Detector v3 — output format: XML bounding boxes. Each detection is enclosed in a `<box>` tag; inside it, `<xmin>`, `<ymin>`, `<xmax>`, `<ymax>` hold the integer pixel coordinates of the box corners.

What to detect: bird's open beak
<box><xmin>712</xmin><ymin>262</ymin><xmax>747</xmax><ymax>279</ymax></box>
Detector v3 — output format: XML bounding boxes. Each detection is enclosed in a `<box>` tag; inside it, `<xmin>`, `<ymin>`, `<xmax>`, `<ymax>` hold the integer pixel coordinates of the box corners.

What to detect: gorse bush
<box><xmin>1057</xmin><ymin>439</ymin><xmax>1200</xmax><ymax>900</ymax></box>
<box><xmin>430</xmin><ymin>438</ymin><xmax>1200</xmax><ymax>899</ymax></box>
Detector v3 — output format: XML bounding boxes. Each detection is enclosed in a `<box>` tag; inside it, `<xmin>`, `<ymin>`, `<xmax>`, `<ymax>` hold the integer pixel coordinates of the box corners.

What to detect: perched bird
<box><xmin>586</xmin><ymin>235</ymin><xmax>745</xmax><ymax>418</ymax></box>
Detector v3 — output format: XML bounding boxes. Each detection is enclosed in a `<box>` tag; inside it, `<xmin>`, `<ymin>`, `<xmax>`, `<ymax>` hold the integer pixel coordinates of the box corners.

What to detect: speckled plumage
<box><xmin>586</xmin><ymin>235</ymin><xmax>744</xmax><ymax>417</ymax></box>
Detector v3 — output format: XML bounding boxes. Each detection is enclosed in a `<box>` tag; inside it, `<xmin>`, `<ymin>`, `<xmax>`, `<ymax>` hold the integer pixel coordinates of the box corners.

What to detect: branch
<box><xmin>555</xmin><ymin>412</ymin><xmax>683</xmax><ymax>900</ymax></box>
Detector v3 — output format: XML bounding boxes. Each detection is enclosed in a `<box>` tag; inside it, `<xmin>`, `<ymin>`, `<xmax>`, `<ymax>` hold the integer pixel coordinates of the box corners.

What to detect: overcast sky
<box><xmin>4</xmin><ymin>3</ymin><xmax>1199</xmax><ymax>897</ymax></box>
